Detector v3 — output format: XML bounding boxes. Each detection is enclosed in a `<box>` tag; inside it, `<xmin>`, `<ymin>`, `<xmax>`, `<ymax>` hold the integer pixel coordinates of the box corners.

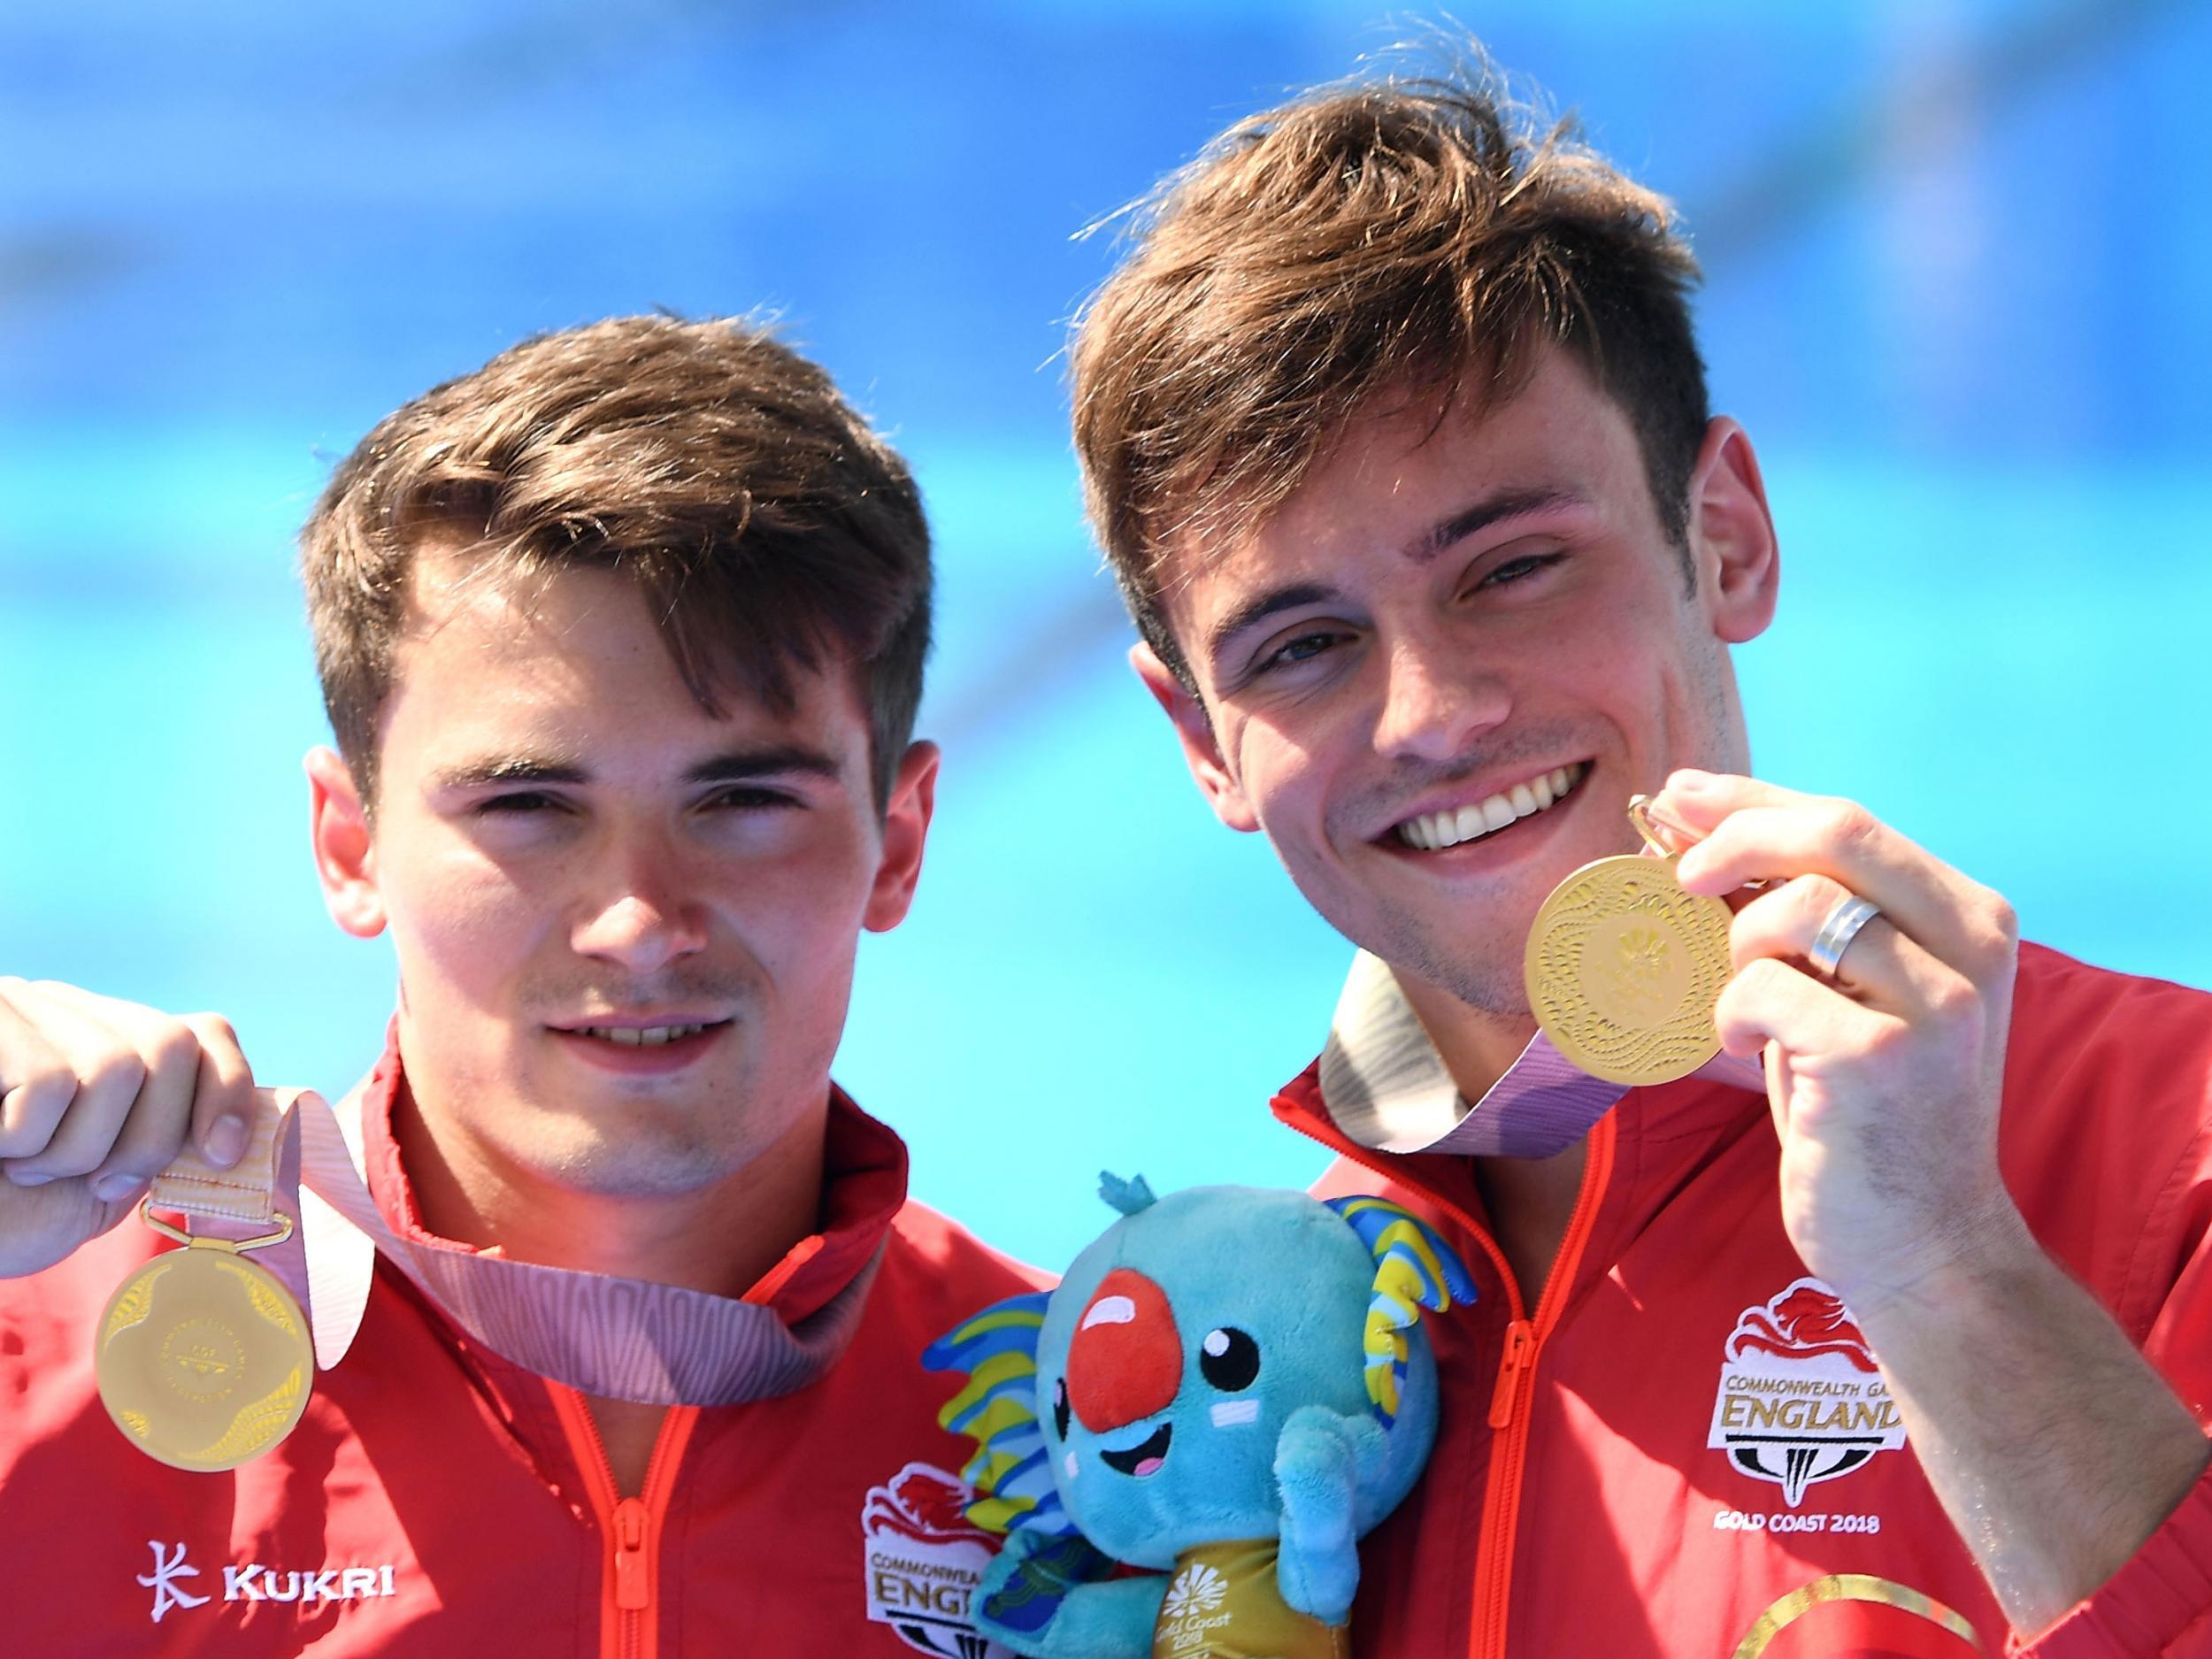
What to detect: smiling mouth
<box><xmin>1098</xmin><ymin>1422</ymin><xmax>1172</xmax><ymax>1479</ymax></box>
<box><xmin>1392</xmin><ymin>762</ymin><xmax>1588</xmax><ymax>852</ymax></box>
<box><xmin>558</xmin><ymin>1020</ymin><xmax>731</xmax><ymax>1048</ymax></box>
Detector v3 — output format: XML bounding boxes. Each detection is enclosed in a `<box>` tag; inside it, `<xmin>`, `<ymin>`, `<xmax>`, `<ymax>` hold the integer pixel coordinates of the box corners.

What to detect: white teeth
<box><xmin>578</xmin><ymin>1024</ymin><xmax>706</xmax><ymax>1046</ymax></box>
<box><xmin>1394</xmin><ymin>763</ymin><xmax>1586</xmax><ymax>852</ymax></box>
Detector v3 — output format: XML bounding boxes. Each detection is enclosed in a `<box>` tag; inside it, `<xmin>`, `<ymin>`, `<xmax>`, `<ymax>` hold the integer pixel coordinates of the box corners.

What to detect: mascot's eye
<box><xmin>1053</xmin><ymin>1376</ymin><xmax>1071</xmax><ymax>1440</ymax></box>
<box><xmin>1199</xmin><ymin>1327</ymin><xmax>1260</xmax><ymax>1392</ymax></box>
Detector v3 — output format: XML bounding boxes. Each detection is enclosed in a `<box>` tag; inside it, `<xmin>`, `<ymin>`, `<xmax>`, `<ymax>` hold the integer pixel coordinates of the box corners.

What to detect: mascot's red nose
<box><xmin>1066</xmin><ymin>1268</ymin><xmax>1182</xmax><ymax>1432</ymax></box>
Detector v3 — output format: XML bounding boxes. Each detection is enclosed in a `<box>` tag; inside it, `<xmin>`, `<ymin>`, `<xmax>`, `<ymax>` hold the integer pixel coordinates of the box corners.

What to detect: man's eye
<box><xmin>475</xmin><ymin>792</ymin><xmax>562</xmax><ymax>815</ymax></box>
<box><xmin>1478</xmin><ymin>551</ymin><xmax>1566</xmax><ymax>588</ymax></box>
<box><xmin>705</xmin><ymin>787</ymin><xmax>801</xmax><ymax>811</ymax></box>
<box><xmin>1256</xmin><ymin>629</ymin><xmax>1346</xmax><ymax>672</ymax></box>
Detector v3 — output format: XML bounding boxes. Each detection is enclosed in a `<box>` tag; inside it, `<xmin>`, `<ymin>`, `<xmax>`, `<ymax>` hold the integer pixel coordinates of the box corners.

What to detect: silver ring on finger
<box><xmin>1808</xmin><ymin>892</ymin><xmax>1881</xmax><ymax>979</ymax></box>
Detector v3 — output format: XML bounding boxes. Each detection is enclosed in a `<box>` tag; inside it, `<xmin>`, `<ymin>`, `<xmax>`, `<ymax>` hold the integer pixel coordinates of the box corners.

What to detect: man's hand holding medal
<box><xmin>0</xmin><ymin>981</ymin><xmax>312</xmax><ymax>1472</ymax></box>
<box><xmin>1636</xmin><ymin>768</ymin><xmax>2025</xmax><ymax>1316</ymax></box>
<box><xmin>0</xmin><ymin>979</ymin><xmax>257</xmax><ymax>1279</ymax></box>
<box><xmin>1537</xmin><ymin>771</ymin><xmax>2208</xmax><ymax>1632</ymax></box>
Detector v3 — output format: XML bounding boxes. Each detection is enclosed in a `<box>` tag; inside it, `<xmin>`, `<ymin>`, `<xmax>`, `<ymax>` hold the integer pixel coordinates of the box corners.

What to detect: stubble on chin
<box><xmin>453</xmin><ymin>1046</ymin><xmax>763</xmax><ymax>1204</ymax></box>
<box><xmin>1374</xmin><ymin>912</ymin><xmax>1533</xmax><ymax>1020</ymax></box>
<box><xmin>534</xmin><ymin>1118</ymin><xmax>750</xmax><ymax>1201</ymax></box>
<box><xmin>1302</xmin><ymin>867</ymin><xmax>1533</xmax><ymax>1019</ymax></box>
<box><xmin>1293</xmin><ymin>848</ymin><xmax>1537</xmax><ymax>1020</ymax></box>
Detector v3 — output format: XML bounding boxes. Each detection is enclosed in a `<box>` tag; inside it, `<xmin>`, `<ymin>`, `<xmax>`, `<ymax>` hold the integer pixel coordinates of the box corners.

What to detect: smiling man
<box><xmin>0</xmin><ymin>317</ymin><xmax>1037</xmax><ymax>1655</ymax></box>
<box><xmin>1071</xmin><ymin>63</ymin><xmax>2212</xmax><ymax>1656</ymax></box>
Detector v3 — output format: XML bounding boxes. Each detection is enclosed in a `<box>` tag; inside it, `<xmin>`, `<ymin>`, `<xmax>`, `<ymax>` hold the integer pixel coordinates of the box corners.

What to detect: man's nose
<box><xmin>569</xmin><ymin>843</ymin><xmax>710</xmax><ymax>972</ymax></box>
<box><xmin>1371</xmin><ymin>633</ymin><xmax>1509</xmax><ymax>762</ymax></box>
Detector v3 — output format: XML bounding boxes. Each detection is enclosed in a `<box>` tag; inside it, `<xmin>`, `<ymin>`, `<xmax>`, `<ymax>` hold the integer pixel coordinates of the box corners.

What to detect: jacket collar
<box><xmin>295</xmin><ymin>1024</ymin><xmax>903</xmax><ymax>1405</ymax></box>
<box><xmin>1311</xmin><ymin>948</ymin><xmax>1765</xmax><ymax>1159</ymax></box>
<box><xmin>358</xmin><ymin>1033</ymin><xmax>907</xmax><ymax>1326</ymax></box>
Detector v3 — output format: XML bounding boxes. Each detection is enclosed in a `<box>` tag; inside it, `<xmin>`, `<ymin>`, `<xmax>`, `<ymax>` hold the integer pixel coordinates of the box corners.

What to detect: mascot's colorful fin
<box><xmin>924</xmin><ymin>1292</ymin><xmax>1116</xmax><ymax>1636</ymax></box>
<box><xmin>1324</xmin><ymin>1195</ymin><xmax>1478</xmax><ymax>1426</ymax></box>
<box><xmin>979</xmin><ymin>1533</ymin><xmax>1119</xmax><ymax>1638</ymax></box>
<box><xmin>921</xmin><ymin>1291</ymin><xmax>1079</xmax><ymax>1539</ymax></box>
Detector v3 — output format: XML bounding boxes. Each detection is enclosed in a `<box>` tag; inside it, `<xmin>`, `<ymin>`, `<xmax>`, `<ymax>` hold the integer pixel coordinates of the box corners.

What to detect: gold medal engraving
<box><xmin>96</xmin><ymin>1214</ymin><xmax>311</xmax><ymax>1472</ymax></box>
<box><xmin>1525</xmin><ymin>852</ymin><xmax>1733</xmax><ymax>1087</ymax></box>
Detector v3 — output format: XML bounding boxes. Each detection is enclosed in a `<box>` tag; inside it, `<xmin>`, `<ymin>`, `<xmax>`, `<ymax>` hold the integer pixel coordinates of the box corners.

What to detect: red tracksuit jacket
<box><xmin>1287</xmin><ymin>942</ymin><xmax>2212</xmax><ymax>1657</ymax></box>
<box><xmin>0</xmin><ymin>1073</ymin><xmax>1041</xmax><ymax>1658</ymax></box>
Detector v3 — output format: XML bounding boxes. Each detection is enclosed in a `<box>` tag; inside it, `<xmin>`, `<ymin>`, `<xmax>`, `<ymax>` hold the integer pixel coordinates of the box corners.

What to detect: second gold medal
<box><xmin>1523</xmin><ymin>799</ymin><xmax>1734</xmax><ymax>1087</ymax></box>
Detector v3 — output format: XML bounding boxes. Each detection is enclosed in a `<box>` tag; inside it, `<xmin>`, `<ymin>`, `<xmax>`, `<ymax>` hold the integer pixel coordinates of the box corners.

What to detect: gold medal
<box><xmin>96</xmin><ymin>1204</ymin><xmax>311</xmax><ymax>1472</ymax></box>
<box><xmin>1524</xmin><ymin>797</ymin><xmax>1734</xmax><ymax>1087</ymax></box>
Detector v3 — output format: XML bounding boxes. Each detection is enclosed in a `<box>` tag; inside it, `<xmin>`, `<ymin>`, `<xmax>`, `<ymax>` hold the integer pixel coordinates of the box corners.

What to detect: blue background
<box><xmin>4</xmin><ymin>1</ymin><xmax>2208</xmax><ymax>1270</ymax></box>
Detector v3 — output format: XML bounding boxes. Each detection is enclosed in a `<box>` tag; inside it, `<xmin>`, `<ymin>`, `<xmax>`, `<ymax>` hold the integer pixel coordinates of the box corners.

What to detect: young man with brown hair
<box><xmin>0</xmin><ymin>316</ymin><xmax>1037</xmax><ymax>1656</ymax></box>
<box><xmin>1071</xmin><ymin>65</ymin><xmax>2212</xmax><ymax>1656</ymax></box>
<box><xmin>13</xmin><ymin>58</ymin><xmax>2212</xmax><ymax>1659</ymax></box>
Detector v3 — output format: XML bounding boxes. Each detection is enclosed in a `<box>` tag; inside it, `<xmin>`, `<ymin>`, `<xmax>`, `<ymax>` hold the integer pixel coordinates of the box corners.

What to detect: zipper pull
<box><xmin>612</xmin><ymin>1496</ymin><xmax>650</xmax><ymax>1611</ymax></box>
<box><xmin>1488</xmin><ymin>1320</ymin><xmax>1535</xmax><ymax>1429</ymax></box>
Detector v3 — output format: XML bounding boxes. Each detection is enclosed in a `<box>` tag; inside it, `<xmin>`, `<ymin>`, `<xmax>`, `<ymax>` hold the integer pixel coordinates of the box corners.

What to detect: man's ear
<box><xmin>306</xmin><ymin>747</ymin><xmax>387</xmax><ymax>939</ymax></box>
<box><xmin>864</xmin><ymin>740</ymin><xmax>939</xmax><ymax>933</ymax></box>
<box><xmin>1685</xmin><ymin>418</ymin><xmax>1780</xmax><ymax>645</ymax></box>
<box><xmin>1130</xmin><ymin>643</ymin><xmax>1260</xmax><ymax>834</ymax></box>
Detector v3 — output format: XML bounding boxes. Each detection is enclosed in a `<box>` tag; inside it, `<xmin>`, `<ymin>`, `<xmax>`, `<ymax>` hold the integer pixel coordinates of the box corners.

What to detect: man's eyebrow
<box><xmin>681</xmin><ymin>744</ymin><xmax>843</xmax><ymax>785</ymax></box>
<box><xmin>429</xmin><ymin>744</ymin><xmax>842</xmax><ymax>793</ymax></box>
<box><xmin>1409</xmin><ymin>486</ymin><xmax>1586</xmax><ymax>563</ymax></box>
<box><xmin>1206</xmin><ymin>580</ymin><xmax>1341</xmax><ymax>668</ymax></box>
<box><xmin>430</xmin><ymin>757</ymin><xmax>588</xmax><ymax>792</ymax></box>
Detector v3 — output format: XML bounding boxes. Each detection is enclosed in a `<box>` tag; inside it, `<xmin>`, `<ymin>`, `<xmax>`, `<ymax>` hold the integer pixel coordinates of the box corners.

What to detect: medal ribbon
<box><xmin>1318</xmin><ymin>947</ymin><xmax>1765</xmax><ymax>1160</ymax></box>
<box><xmin>170</xmin><ymin>1083</ymin><xmax>882</xmax><ymax>1409</ymax></box>
<box><xmin>1427</xmin><ymin>1034</ymin><xmax>1762</xmax><ymax>1157</ymax></box>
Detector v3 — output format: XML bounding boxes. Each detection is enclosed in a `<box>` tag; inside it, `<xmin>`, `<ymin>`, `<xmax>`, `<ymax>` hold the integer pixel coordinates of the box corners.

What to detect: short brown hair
<box><xmin>302</xmin><ymin>314</ymin><xmax>931</xmax><ymax>808</ymax></box>
<box><xmin>1071</xmin><ymin>56</ymin><xmax>1707</xmax><ymax>685</ymax></box>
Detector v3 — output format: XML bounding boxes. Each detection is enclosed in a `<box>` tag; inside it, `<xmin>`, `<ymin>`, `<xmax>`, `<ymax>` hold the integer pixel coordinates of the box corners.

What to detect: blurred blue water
<box><xmin>4</xmin><ymin>0</ymin><xmax>2208</xmax><ymax>1269</ymax></box>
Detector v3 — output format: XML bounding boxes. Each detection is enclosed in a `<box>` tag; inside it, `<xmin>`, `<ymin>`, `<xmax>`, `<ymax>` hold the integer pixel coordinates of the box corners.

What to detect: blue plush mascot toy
<box><xmin>924</xmin><ymin>1175</ymin><xmax>1474</xmax><ymax>1658</ymax></box>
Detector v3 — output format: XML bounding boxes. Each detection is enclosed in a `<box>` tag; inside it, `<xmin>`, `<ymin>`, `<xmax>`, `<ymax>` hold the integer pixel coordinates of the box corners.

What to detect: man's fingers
<box><xmin>0</xmin><ymin>984</ymin><xmax>77</xmax><ymax>1163</ymax></box>
<box><xmin>1678</xmin><ymin>798</ymin><xmax>1965</xmax><ymax>947</ymax></box>
<box><xmin>1652</xmin><ymin>769</ymin><xmax>1820</xmax><ymax>835</ymax></box>
<box><xmin>85</xmin><ymin>1018</ymin><xmax>208</xmax><ymax>1201</ymax></box>
<box><xmin>1713</xmin><ymin>955</ymin><xmax>1896</xmax><ymax>1070</ymax></box>
<box><xmin>181</xmin><ymin>1013</ymin><xmax>256</xmax><ymax>1168</ymax></box>
<box><xmin>0</xmin><ymin>981</ymin><xmax>250</xmax><ymax>1275</ymax></box>
<box><xmin>1727</xmin><ymin>873</ymin><xmax>1953</xmax><ymax>1010</ymax></box>
<box><xmin>0</xmin><ymin>990</ymin><xmax>149</xmax><ymax>1183</ymax></box>
<box><xmin>0</xmin><ymin>981</ymin><xmax>241</xmax><ymax>1195</ymax></box>
<box><xmin>1655</xmin><ymin>772</ymin><xmax>2015</xmax><ymax>978</ymax></box>
<box><xmin>4</xmin><ymin>1079</ymin><xmax>142</xmax><ymax>1180</ymax></box>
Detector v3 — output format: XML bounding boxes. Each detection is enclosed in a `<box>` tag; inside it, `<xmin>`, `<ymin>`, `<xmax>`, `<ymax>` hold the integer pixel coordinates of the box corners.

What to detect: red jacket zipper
<box><xmin>1466</xmin><ymin>1112</ymin><xmax>1614</xmax><ymax>1659</ymax></box>
<box><xmin>549</xmin><ymin>1386</ymin><xmax>701</xmax><ymax>1659</ymax></box>
<box><xmin>1275</xmin><ymin>1087</ymin><xmax>1617</xmax><ymax>1659</ymax></box>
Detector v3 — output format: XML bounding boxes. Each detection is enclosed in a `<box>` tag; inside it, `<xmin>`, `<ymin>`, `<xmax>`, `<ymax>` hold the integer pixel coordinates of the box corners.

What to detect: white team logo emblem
<box><xmin>138</xmin><ymin>1541</ymin><xmax>211</xmax><ymax>1623</ymax></box>
<box><xmin>1162</xmin><ymin>1561</ymin><xmax>1226</xmax><ymax>1619</ymax></box>
<box><xmin>1708</xmin><ymin>1278</ymin><xmax>1909</xmax><ymax>1506</ymax></box>
<box><xmin>861</xmin><ymin>1460</ymin><xmax>1010</xmax><ymax>1656</ymax></box>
